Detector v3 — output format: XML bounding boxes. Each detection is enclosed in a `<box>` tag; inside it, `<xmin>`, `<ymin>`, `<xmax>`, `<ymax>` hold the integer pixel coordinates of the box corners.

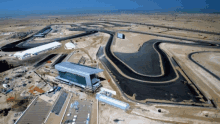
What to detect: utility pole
<box><xmin>97</xmin><ymin>99</ymin><xmax>99</xmax><ymax>124</ymax></box>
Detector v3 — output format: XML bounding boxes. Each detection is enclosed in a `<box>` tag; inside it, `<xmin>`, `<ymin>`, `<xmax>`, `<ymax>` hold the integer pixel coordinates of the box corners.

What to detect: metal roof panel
<box><xmin>55</xmin><ymin>62</ymin><xmax>103</xmax><ymax>76</ymax></box>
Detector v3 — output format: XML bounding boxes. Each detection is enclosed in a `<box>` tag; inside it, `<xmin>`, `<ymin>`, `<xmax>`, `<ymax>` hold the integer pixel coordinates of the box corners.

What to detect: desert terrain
<box><xmin>0</xmin><ymin>14</ymin><xmax>220</xmax><ymax>124</ymax></box>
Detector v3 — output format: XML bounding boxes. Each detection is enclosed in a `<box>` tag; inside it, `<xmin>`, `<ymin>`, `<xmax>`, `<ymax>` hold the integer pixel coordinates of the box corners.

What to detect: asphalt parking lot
<box><xmin>63</xmin><ymin>99</ymin><xmax>92</xmax><ymax>124</ymax></box>
<box><xmin>51</xmin><ymin>91</ymin><xmax>68</xmax><ymax>115</ymax></box>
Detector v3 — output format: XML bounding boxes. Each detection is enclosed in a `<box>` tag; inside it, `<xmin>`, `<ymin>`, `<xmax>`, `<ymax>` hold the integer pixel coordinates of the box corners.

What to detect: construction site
<box><xmin>0</xmin><ymin>14</ymin><xmax>220</xmax><ymax>124</ymax></box>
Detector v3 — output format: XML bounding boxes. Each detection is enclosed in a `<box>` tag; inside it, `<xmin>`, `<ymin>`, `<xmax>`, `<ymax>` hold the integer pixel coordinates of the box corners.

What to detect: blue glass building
<box><xmin>55</xmin><ymin>62</ymin><xmax>103</xmax><ymax>92</ymax></box>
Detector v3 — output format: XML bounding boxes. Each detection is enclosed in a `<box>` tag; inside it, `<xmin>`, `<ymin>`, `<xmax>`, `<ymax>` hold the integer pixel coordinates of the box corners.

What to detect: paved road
<box><xmin>51</xmin><ymin>54</ymin><xmax>68</xmax><ymax>67</ymax></box>
<box><xmin>1</xmin><ymin>22</ymin><xmax>219</xmax><ymax>106</ymax></box>
<box><xmin>122</xmin><ymin>30</ymin><xmax>220</xmax><ymax>46</ymax></box>
<box><xmin>189</xmin><ymin>51</ymin><xmax>220</xmax><ymax>81</ymax></box>
<box><xmin>51</xmin><ymin>91</ymin><xmax>68</xmax><ymax>115</ymax></box>
<box><xmin>79</xmin><ymin>22</ymin><xmax>130</xmax><ymax>28</ymax></box>
<box><xmin>33</xmin><ymin>54</ymin><xmax>57</xmax><ymax>68</ymax></box>
<box><xmin>1</xmin><ymin>25</ymin><xmax>97</xmax><ymax>52</ymax></box>
<box><xmin>88</xmin><ymin>19</ymin><xmax>220</xmax><ymax>35</ymax></box>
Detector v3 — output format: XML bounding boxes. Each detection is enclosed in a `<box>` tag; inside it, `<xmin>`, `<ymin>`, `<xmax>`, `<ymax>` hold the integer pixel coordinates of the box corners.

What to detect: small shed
<box><xmin>117</xmin><ymin>33</ymin><xmax>125</xmax><ymax>39</ymax></box>
<box><xmin>64</xmin><ymin>42</ymin><xmax>76</xmax><ymax>50</ymax></box>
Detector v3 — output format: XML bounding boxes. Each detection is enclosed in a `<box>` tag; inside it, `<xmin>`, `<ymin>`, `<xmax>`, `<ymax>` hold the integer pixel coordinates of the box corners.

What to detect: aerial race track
<box><xmin>1</xmin><ymin>21</ymin><xmax>220</xmax><ymax>107</ymax></box>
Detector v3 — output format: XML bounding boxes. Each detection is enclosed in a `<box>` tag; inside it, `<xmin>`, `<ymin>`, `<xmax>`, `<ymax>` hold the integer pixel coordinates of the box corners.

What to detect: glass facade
<box><xmin>59</xmin><ymin>71</ymin><xmax>87</xmax><ymax>86</ymax></box>
<box><xmin>90</xmin><ymin>74</ymin><xmax>97</xmax><ymax>84</ymax></box>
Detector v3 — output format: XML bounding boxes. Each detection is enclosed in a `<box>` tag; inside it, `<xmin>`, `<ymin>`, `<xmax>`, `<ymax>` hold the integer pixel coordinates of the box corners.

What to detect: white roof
<box><xmin>14</xmin><ymin>42</ymin><xmax>61</xmax><ymax>57</ymax></box>
<box><xmin>97</xmin><ymin>94</ymin><xmax>128</xmax><ymax>108</ymax></box>
<box><xmin>14</xmin><ymin>52</ymin><xmax>24</xmax><ymax>57</ymax></box>
<box><xmin>3</xmin><ymin>84</ymin><xmax>8</xmax><ymax>88</ymax></box>
<box><xmin>100</xmin><ymin>88</ymin><xmax>116</xmax><ymax>95</ymax></box>
<box><xmin>55</xmin><ymin>62</ymin><xmax>103</xmax><ymax>76</ymax></box>
<box><xmin>65</xmin><ymin>42</ymin><xmax>76</xmax><ymax>49</ymax></box>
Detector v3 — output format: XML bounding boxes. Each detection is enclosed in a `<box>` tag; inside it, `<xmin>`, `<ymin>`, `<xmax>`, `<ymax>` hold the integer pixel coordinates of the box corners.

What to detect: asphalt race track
<box><xmin>2</xmin><ymin>22</ymin><xmax>220</xmax><ymax>107</ymax></box>
<box><xmin>104</xmin><ymin>35</ymin><xmax>177</xmax><ymax>82</ymax></box>
<box><xmin>95</xmin><ymin>28</ymin><xmax>219</xmax><ymax>106</ymax></box>
<box><xmin>97</xmin><ymin>35</ymin><xmax>210</xmax><ymax>105</ymax></box>
<box><xmin>114</xmin><ymin>40</ymin><xmax>163</xmax><ymax>76</ymax></box>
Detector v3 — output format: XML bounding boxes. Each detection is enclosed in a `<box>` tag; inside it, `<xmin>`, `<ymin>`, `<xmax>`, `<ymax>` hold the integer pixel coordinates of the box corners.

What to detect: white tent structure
<box><xmin>96</xmin><ymin>94</ymin><xmax>130</xmax><ymax>110</ymax></box>
<box><xmin>64</xmin><ymin>42</ymin><xmax>76</xmax><ymax>50</ymax></box>
<box><xmin>3</xmin><ymin>84</ymin><xmax>10</xmax><ymax>88</ymax></box>
<box><xmin>14</xmin><ymin>41</ymin><xmax>61</xmax><ymax>60</ymax></box>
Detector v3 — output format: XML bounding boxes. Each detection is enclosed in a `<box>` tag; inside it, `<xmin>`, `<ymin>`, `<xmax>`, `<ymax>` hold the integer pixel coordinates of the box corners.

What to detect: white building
<box><xmin>96</xmin><ymin>93</ymin><xmax>130</xmax><ymax>110</ymax></box>
<box><xmin>14</xmin><ymin>41</ymin><xmax>61</xmax><ymax>60</ymax></box>
<box><xmin>117</xmin><ymin>33</ymin><xmax>125</xmax><ymax>39</ymax></box>
<box><xmin>64</xmin><ymin>42</ymin><xmax>76</xmax><ymax>50</ymax></box>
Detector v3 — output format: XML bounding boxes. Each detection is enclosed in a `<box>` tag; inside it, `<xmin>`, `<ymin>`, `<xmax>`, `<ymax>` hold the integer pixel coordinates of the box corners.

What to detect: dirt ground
<box><xmin>0</xmin><ymin>14</ymin><xmax>220</xmax><ymax>124</ymax></box>
<box><xmin>94</xmin><ymin>14</ymin><xmax>220</xmax><ymax>32</ymax></box>
<box><xmin>99</xmin><ymin>104</ymin><xmax>170</xmax><ymax>124</ymax></box>
<box><xmin>191</xmin><ymin>52</ymin><xmax>220</xmax><ymax>77</ymax></box>
<box><xmin>112</xmin><ymin>31</ymin><xmax>195</xmax><ymax>53</ymax></box>
<box><xmin>160</xmin><ymin>43</ymin><xmax>220</xmax><ymax>107</ymax></box>
<box><xmin>67</xmin><ymin>32</ymin><xmax>110</xmax><ymax>66</ymax></box>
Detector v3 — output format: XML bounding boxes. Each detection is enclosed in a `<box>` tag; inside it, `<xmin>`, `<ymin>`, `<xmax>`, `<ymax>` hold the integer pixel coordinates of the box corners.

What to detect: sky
<box><xmin>0</xmin><ymin>0</ymin><xmax>219</xmax><ymax>18</ymax></box>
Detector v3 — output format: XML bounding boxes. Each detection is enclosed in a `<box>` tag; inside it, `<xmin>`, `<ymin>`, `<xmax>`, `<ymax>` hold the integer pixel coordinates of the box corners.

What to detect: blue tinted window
<box><xmin>59</xmin><ymin>71</ymin><xmax>86</xmax><ymax>85</ymax></box>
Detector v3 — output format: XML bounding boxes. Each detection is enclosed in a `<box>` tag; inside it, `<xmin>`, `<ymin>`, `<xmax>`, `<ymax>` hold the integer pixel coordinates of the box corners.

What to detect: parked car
<box><xmin>67</xmin><ymin>113</ymin><xmax>71</xmax><ymax>116</ymax></box>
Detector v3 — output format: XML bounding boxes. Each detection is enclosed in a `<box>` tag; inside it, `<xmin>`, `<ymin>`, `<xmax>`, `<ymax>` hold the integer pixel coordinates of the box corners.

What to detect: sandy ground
<box><xmin>67</xmin><ymin>32</ymin><xmax>110</xmax><ymax>66</ymax></box>
<box><xmin>112</xmin><ymin>31</ymin><xmax>192</xmax><ymax>53</ymax></box>
<box><xmin>67</xmin><ymin>50</ymin><xmax>91</xmax><ymax>64</ymax></box>
<box><xmin>93</xmin><ymin>14</ymin><xmax>220</xmax><ymax>32</ymax></box>
<box><xmin>0</xmin><ymin>25</ymin><xmax>46</xmax><ymax>46</ymax></box>
<box><xmin>162</xmin><ymin>30</ymin><xmax>220</xmax><ymax>41</ymax></box>
<box><xmin>112</xmin><ymin>32</ymin><xmax>158</xmax><ymax>53</ymax></box>
<box><xmin>99</xmin><ymin>104</ymin><xmax>169</xmax><ymax>124</ymax></box>
<box><xmin>98</xmin><ymin>22</ymin><xmax>115</xmax><ymax>27</ymax></box>
<box><xmin>74</xmin><ymin>33</ymin><xmax>103</xmax><ymax>49</ymax></box>
<box><xmin>33</xmin><ymin>30</ymin><xmax>85</xmax><ymax>43</ymax></box>
<box><xmin>0</xmin><ymin>14</ymin><xmax>220</xmax><ymax>124</ymax></box>
<box><xmin>192</xmin><ymin>52</ymin><xmax>220</xmax><ymax>77</ymax></box>
<box><xmin>133</xmin><ymin>103</ymin><xmax>220</xmax><ymax>123</ymax></box>
<box><xmin>39</xmin><ymin>90</ymin><xmax>61</xmax><ymax>105</ymax></box>
<box><xmin>160</xmin><ymin>43</ymin><xmax>220</xmax><ymax>106</ymax></box>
